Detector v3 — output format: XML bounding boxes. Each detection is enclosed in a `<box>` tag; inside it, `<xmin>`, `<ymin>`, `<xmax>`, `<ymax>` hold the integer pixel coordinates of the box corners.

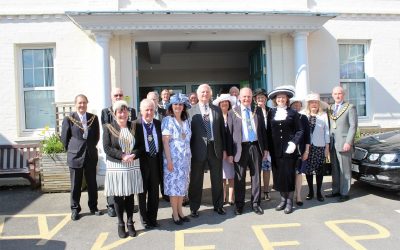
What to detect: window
<box><xmin>339</xmin><ymin>43</ymin><xmax>367</xmax><ymax>117</ymax></box>
<box><xmin>21</xmin><ymin>48</ymin><xmax>55</xmax><ymax>129</ymax></box>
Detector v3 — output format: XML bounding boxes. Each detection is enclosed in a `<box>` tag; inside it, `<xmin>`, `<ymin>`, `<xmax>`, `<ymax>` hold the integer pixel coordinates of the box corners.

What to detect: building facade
<box><xmin>1</xmin><ymin>0</ymin><xmax>400</xmax><ymax>146</ymax></box>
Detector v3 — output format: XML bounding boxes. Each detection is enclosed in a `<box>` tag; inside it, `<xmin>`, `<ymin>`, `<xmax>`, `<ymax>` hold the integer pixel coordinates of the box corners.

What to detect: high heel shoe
<box><xmin>275</xmin><ymin>196</ymin><xmax>286</xmax><ymax>211</ymax></box>
<box><xmin>179</xmin><ymin>214</ymin><xmax>190</xmax><ymax>222</ymax></box>
<box><xmin>264</xmin><ymin>191</ymin><xmax>271</xmax><ymax>201</ymax></box>
<box><xmin>118</xmin><ymin>224</ymin><xmax>127</xmax><ymax>238</ymax></box>
<box><xmin>172</xmin><ymin>215</ymin><xmax>183</xmax><ymax>225</ymax></box>
<box><xmin>127</xmin><ymin>223</ymin><xmax>137</xmax><ymax>237</ymax></box>
<box><xmin>306</xmin><ymin>192</ymin><xmax>314</xmax><ymax>200</ymax></box>
<box><xmin>317</xmin><ymin>193</ymin><xmax>325</xmax><ymax>202</ymax></box>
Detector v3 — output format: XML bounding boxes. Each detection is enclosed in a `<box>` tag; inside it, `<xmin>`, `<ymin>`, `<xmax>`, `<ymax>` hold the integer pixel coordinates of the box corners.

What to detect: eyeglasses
<box><xmin>114</xmin><ymin>94</ymin><xmax>123</xmax><ymax>97</ymax></box>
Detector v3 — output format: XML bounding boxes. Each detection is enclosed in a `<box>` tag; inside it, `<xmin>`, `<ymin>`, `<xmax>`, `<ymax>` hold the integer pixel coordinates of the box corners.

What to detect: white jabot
<box><xmin>274</xmin><ymin>106</ymin><xmax>288</xmax><ymax>121</ymax></box>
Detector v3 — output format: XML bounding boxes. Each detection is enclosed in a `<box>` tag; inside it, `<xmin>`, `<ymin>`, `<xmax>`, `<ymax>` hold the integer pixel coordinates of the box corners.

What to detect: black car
<box><xmin>351</xmin><ymin>130</ymin><xmax>400</xmax><ymax>190</ymax></box>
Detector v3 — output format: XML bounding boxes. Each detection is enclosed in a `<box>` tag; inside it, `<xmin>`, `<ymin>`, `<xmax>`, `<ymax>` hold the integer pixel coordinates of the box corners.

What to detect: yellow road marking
<box><xmin>0</xmin><ymin>213</ymin><xmax>70</xmax><ymax>245</ymax></box>
<box><xmin>325</xmin><ymin>219</ymin><xmax>390</xmax><ymax>250</ymax></box>
<box><xmin>252</xmin><ymin>223</ymin><xmax>301</xmax><ymax>250</ymax></box>
<box><xmin>175</xmin><ymin>228</ymin><xmax>223</xmax><ymax>250</ymax></box>
<box><xmin>91</xmin><ymin>231</ymin><xmax>146</xmax><ymax>250</ymax></box>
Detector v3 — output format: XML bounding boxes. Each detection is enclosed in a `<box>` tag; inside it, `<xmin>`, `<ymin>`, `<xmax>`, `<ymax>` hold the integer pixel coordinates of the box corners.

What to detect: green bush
<box><xmin>40</xmin><ymin>133</ymin><xmax>65</xmax><ymax>155</ymax></box>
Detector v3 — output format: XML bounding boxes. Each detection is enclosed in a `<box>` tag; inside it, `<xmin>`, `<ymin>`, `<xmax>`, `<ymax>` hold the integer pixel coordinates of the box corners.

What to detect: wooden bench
<box><xmin>0</xmin><ymin>144</ymin><xmax>41</xmax><ymax>188</ymax></box>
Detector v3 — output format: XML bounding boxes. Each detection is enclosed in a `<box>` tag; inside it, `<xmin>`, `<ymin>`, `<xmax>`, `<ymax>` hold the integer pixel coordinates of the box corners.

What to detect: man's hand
<box><xmin>343</xmin><ymin>143</ymin><xmax>352</xmax><ymax>152</ymax></box>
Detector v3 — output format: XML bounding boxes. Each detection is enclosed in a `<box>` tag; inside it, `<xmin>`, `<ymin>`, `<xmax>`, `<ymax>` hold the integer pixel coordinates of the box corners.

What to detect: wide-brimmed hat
<box><xmin>166</xmin><ymin>93</ymin><xmax>191</xmax><ymax>110</ymax></box>
<box><xmin>253</xmin><ymin>88</ymin><xmax>268</xmax><ymax>99</ymax></box>
<box><xmin>268</xmin><ymin>85</ymin><xmax>295</xmax><ymax>99</ymax></box>
<box><xmin>305</xmin><ymin>93</ymin><xmax>329</xmax><ymax>109</ymax></box>
<box><xmin>212</xmin><ymin>93</ymin><xmax>236</xmax><ymax>106</ymax></box>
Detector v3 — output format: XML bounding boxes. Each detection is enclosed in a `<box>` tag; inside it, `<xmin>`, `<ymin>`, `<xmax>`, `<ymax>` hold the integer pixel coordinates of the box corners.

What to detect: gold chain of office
<box><xmin>232</xmin><ymin>108</ymin><xmax>257</xmax><ymax>120</ymax></box>
<box><xmin>329</xmin><ymin>103</ymin><xmax>350</xmax><ymax>120</ymax></box>
<box><xmin>67</xmin><ymin>115</ymin><xmax>96</xmax><ymax>131</ymax></box>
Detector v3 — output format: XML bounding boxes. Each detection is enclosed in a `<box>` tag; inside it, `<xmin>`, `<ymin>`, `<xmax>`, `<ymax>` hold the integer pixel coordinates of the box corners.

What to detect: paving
<box><xmin>0</xmin><ymin>174</ymin><xmax>399</xmax><ymax>250</ymax></box>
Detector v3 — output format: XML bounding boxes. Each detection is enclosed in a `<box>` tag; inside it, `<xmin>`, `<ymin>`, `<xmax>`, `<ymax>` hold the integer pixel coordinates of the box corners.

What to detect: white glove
<box><xmin>285</xmin><ymin>141</ymin><xmax>296</xmax><ymax>154</ymax></box>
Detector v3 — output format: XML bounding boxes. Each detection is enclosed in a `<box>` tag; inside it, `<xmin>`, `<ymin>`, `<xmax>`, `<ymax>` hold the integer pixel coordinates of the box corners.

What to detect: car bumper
<box><xmin>351</xmin><ymin>161</ymin><xmax>400</xmax><ymax>190</ymax></box>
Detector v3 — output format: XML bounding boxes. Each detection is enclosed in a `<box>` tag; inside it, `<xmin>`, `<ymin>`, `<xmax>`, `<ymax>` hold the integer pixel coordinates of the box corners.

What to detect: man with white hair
<box><xmin>101</xmin><ymin>87</ymin><xmax>137</xmax><ymax>217</ymax></box>
<box><xmin>135</xmin><ymin>99</ymin><xmax>163</xmax><ymax>229</ymax></box>
<box><xmin>327</xmin><ymin>86</ymin><xmax>357</xmax><ymax>202</ymax></box>
<box><xmin>147</xmin><ymin>91</ymin><xmax>166</xmax><ymax>121</ymax></box>
<box><xmin>188</xmin><ymin>83</ymin><xmax>226</xmax><ymax>217</ymax></box>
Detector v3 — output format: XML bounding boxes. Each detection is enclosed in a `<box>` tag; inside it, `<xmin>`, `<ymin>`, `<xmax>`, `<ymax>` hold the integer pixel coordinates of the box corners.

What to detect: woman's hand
<box><xmin>325</xmin><ymin>146</ymin><xmax>330</xmax><ymax>159</ymax></box>
<box><xmin>167</xmin><ymin>161</ymin><xmax>174</xmax><ymax>172</ymax></box>
<box><xmin>302</xmin><ymin>151</ymin><xmax>309</xmax><ymax>161</ymax></box>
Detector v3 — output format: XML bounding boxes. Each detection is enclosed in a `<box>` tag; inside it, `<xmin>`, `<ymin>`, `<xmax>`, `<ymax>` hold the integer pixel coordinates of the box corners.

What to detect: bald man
<box><xmin>101</xmin><ymin>88</ymin><xmax>137</xmax><ymax>217</ymax></box>
<box><xmin>327</xmin><ymin>86</ymin><xmax>357</xmax><ymax>202</ymax></box>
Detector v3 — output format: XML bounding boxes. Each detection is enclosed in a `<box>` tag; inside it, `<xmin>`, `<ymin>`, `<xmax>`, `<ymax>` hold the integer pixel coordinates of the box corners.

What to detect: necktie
<box><xmin>145</xmin><ymin>123</ymin><xmax>157</xmax><ymax>157</ymax></box>
<box><xmin>245</xmin><ymin>108</ymin><xmax>256</xmax><ymax>142</ymax></box>
<box><xmin>334</xmin><ymin>104</ymin><xmax>340</xmax><ymax>115</ymax></box>
<box><xmin>203</xmin><ymin>105</ymin><xmax>212</xmax><ymax>140</ymax></box>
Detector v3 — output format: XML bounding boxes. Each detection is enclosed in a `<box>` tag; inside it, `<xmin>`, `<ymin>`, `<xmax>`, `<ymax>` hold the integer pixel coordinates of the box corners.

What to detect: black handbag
<box><xmin>322</xmin><ymin>157</ymin><xmax>332</xmax><ymax>176</ymax></box>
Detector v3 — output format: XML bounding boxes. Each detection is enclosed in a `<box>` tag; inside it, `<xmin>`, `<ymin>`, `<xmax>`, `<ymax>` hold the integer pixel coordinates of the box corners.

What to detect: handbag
<box><xmin>322</xmin><ymin>157</ymin><xmax>332</xmax><ymax>176</ymax></box>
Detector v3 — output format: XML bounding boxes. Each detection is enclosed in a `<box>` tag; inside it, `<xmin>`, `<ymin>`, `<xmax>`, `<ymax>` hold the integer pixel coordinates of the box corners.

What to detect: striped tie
<box><xmin>203</xmin><ymin>105</ymin><xmax>212</xmax><ymax>140</ymax></box>
<box><xmin>146</xmin><ymin>123</ymin><xmax>157</xmax><ymax>157</ymax></box>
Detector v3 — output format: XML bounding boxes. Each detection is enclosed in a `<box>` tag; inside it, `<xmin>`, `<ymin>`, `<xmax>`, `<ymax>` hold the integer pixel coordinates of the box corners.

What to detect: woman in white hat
<box><xmin>213</xmin><ymin>94</ymin><xmax>236</xmax><ymax>205</ymax></box>
<box><xmin>267</xmin><ymin>85</ymin><xmax>304</xmax><ymax>214</ymax></box>
<box><xmin>303</xmin><ymin>93</ymin><xmax>330</xmax><ymax>202</ymax></box>
<box><xmin>253</xmin><ymin>88</ymin><xmax>272</xmax><ymax>201</ymax></box>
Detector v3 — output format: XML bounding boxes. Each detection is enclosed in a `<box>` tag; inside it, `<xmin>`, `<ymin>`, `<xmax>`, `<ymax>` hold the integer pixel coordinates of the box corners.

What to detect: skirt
<box><xmin>272</xmin><ymin>158</ymin><xmax>296</xmax><ymax>192</ymax></box>
<box><xmin>222</xmin><ymin>159</ymin><xmax>235</xmax><ymax>179</ymax></box>
<box><xmin>306</xmin><ymin>145</ymin><xmax>326</xmax><ymax>175</ymax></box>
<box><xmin>104</xmin><ymin>160</ymin><xmax>143</xmax><ymax>197</ymax></box>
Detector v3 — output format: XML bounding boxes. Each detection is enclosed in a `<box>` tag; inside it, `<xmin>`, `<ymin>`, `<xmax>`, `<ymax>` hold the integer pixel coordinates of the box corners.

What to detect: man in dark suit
<box><xmin>227</xmin><ymin>87</ymin><xmax>268</xmax><ymax>215</ymax></box>
<box><xmin>135</xmin><ymin>98</ymin><xmax>163</xmax><ymax>229</ymax></box>
<box><xmin>188</xmin><ymin>83</ymin><xmax>226</xmax><ymax>217</ymax></box>
<box><xmin>146</xmin><ymin>91</ymin><xmax>168</xmax><ymax>202</ymax></box>
<box><xmin>61</xmin><ymin>94</ymin><xmax>101</xmax><ymax>221</ymax></box>
<box><xmin>101</xmin><ymin>88</ymin><xmax>137</xmax><ymax>217</ymax></box>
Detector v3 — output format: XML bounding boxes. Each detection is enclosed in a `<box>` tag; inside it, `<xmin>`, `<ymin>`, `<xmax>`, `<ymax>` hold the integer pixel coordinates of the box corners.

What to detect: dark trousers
<box><xmin>189</xmin><ymin>141</ymin><xmax>224</xmax><ymax>211</ymax></box>
<box><xmin>234</xmin><ymin>142</ymin><xmax>262</xmax><ymax>209</ymax></box>
<box><xmin>69</xmin><ymin>165</ymin><xmax>98</xmax><ymax>211</ymax></box>
<box><xmin>114</xmin><ymin>195</ymin><xmax>134</xmax><ymax>225</ymax></box>
<box><xmin>139</xmin><ymin>154</ymin><xmax>160</xmax><ymax>224</ymax></box>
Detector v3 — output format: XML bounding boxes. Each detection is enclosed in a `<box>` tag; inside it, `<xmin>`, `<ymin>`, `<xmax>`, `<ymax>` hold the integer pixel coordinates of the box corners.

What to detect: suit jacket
<box><xmin>189</xmin><ymin>103</ymin><xmax>226</xmax><ymax>162</ymax></box>
<box><xmin>102</xmin><ymin>120</ymin><xmax>142</xmax><ymax>163</ymax></box>
<box><xmin>227</xmin><ymin>106</ymin><xmax>267</xmax><ymax>163</ymax></box>
<box><xmin>328</xmin><ymin>102</ymin><xmax>358</xmax><ymax>152</ymax></box>
<box><xmin>61</xmin><ymin>112</ymin><xmax>100</xmax><ymax>168</ymax></box>
<box><xmin>267</xmin><ymin>107</ymin><xmax>304</xmax><ymax>159</ymax></box>
<box><xmin>154</xmin><ymin>107</ymin><xmax>166</xmax><ymax>122</ymax></box>
<box><xmin>101</xmin><ymin>106</ymin><xmax>137</xmax><ymax>125</ymax></box>
<box><xmin>134</xmin><ymin>118</ymin><xmax>163</xmax><ymax>170</ymax></box>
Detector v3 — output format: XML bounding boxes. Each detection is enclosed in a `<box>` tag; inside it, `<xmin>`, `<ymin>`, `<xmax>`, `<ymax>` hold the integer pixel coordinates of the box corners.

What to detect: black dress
<box><xmin>267</xmin><ymin>107</ymin><xmax>304</xmax><ymax>192</ymax></box>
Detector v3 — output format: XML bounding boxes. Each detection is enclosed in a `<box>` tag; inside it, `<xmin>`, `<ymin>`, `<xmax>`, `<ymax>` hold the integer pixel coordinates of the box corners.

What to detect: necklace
<box><xmin>232</xmin><ymin>107</ymin><xmax>256</xmax><ymax>120</ymax></box>
<box><xmin>68</xmin><ymin>115</ymin><xmax>96</xmax><ymax>131</ymax></box>
<box><xmin>329</xmin><ymin>103</ymin><xmax>349</xmax><ymax>129</ymax></box>
<box><xmin>172</xmin><ymin>118</ymin><xmax>186</xmax><ymax>140</ymax></box>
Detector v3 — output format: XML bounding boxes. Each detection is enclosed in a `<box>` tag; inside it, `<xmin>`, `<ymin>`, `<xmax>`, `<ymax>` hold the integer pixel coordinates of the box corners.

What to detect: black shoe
<box><xmin>338</xmin><ymin>195</ymin><xmax>350</xmax><ymax>202</ymax></box>
<box><xmin>252</xmin><ymin>205</ymin><xmax>264</xmax><ymax>215</ymax></box>
<box><xmin>107</xmin><ymin>205</ymin><xmax>116</xmax><ymax>217</ymax></box>
<box><xmin>264</xmin><ymin>192</ymin><xmax>271</xmax><ymax>201</ymax></box>
<box><xmin>296</xmin><ymin>201</ymin><xmax>303</xmax><ymax>206</ymax></box>
<box><xmin>71</xmin><ymin>210</ymin><xmax>80</xmax><ymax>221</ymax></box>
<box><xmin>275</xmin><ymin>201</ymin><xmax>286</xmax><ymax>211</ymax></box>
<box><xmin>235</xmin><ymin>207</ymin><xmax>243</xmax><ymax>215</ymax></box>
<box><xmin>133</xmin><ymin>205</ymin><xmax>139</xmax><ymax>213</ymax></box>
<box><xmin>326</xmin><ymin>193</ymin><xmax>340</xmax><ymax>198</ymax></box>
<box><xmin>179</xmin><ymin>215</ymin><xmax>190</xmax><ymax>222</ymax></box>
<box><xmin>90</xmin><ymin>208</ymin><xmax>103</xmax><ymax>216</ymax></box>
<box><xmin>118</xmin><ymin>224</ymin><xmax>127</xmax><ymax>238</ymax></box>
<box><xmin>214</xmin><ymin>207</ymin><xmax>226</xmax><ymax>215</ymax></box>
<box><xmin>317</xmin><ymin>194</ymin><xmax>325</xmax><ymax>202</ymax></box>
<box><xmin>190</xmin><ymin>210</ymin><xmax>199</xmax><ymax>218</ymax></box>
<box><xmin>127</xmin><ymin>223</ymin><xmax>137</xmax><ymax>237</ymax></box>
<box><xmin>172</xmin><ymin>215</ymin><xmax>183</xmax><ymax>225</ymax></box>
<box><xmin>143</xmin><ymin>223</ymin><xmax>154</xmax><ymax>230</ymax></box>
<box><xmin>150</xmin><ymin>221</ymin><xmax>160</xmax><ymax>228</ymax></box>
<box><xmin>306</xmin><ymin>193</ymin><xmax>314</xmax><ymax>200</ymax></box>
<box><xmin>229</xmin><ymin>201</ymin><xmax>235</xmax><ymax>206</ymax></box>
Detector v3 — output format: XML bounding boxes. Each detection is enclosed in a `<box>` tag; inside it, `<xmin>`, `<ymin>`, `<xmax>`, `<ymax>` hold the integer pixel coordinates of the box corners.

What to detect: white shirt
<box><xmin>142</xmin><ymin>119</ymin><xmax>159</xmax><ymax>152</ymax></box>
<box><xmin>199</xmin><ymin>102</ymin><xmax>214</xmax><ymax>140</ymax></box>
<box><xmin>240</xmin><ymin>104</ymin><xmax>257</xmax><ymax>142</ymax></box>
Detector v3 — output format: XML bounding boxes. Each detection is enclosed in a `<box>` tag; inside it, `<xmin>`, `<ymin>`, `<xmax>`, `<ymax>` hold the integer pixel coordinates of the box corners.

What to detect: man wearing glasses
<box><xmin>101</xmin><ymin>88</ymin><xmax>137</xmax><ymax>217</ymax></box>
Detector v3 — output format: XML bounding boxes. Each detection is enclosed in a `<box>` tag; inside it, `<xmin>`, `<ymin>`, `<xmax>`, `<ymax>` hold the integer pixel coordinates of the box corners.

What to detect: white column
<box><xmin>293</xmin><ymin>31</ymin><xmax>310</xmax><ymax>99</ymax></box>
<box><xmin>94</xmin><ymin>32</ymin><xmax>112</xmax><ymax>176</ymax></box>
<box><xmin>131</xmin><ymin>37</ymin><xmax>138</xmax><ymax>110</ymax></box>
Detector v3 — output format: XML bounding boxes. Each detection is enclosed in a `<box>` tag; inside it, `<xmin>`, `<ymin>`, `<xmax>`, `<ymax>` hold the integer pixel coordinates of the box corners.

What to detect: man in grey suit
<box><xmin>327</xmin><ymin>86</ymin><xmax>358</xmax><ymax>202</ymax></box>
<box><xmin>188</xmin><ymin>83</ymin><xmax>226</xmax><ymax>217</ymax></box>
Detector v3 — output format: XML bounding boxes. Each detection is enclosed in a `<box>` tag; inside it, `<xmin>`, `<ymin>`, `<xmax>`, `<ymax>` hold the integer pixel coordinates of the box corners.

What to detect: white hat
<box><xmin>305</xmin><ymin>93</ymin><xmax>329</xmax><ymax>109</ymax></box>
<box><xmin>268</xmin><ymin>85</ymin><xmax>295</xmax><ymax>99</ymax></box>
<box><xmin>212</xmin><ymin>93</ymin><xmax>236</xmax><ymax>107</ymax></box>
<box><xmin>289</xmin><ymin>96</ymin><xmax>304</xmax><ymax>107</ymax></box>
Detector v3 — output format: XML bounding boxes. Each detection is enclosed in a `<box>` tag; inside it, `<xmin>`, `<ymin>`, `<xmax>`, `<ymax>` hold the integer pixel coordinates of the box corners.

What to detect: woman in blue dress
<box><xmin>161</xmin><ymin>93</ymin><xmax>192</xmax><ymax>225</ymax></box>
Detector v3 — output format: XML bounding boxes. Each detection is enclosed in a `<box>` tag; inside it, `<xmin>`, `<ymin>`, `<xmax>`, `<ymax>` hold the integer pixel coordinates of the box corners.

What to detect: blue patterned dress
<box><xmin>161</xmin><ymin>116</ymin><xmax>192</xmax><ymax>196</ymax></box>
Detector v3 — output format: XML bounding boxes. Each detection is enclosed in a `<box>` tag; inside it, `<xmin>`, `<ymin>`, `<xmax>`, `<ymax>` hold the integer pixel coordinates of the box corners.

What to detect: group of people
<box><xmin>60</xmin><ymin>83</ymin><xmax>357</xmax><ymax>238</ymax></box>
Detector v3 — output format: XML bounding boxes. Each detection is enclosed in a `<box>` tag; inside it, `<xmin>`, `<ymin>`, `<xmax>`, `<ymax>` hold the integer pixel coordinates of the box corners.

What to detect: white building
<box><xmin>1</xmin><ymin>0</ymin><xmax>400</xmax><ymax>147</ymax></box>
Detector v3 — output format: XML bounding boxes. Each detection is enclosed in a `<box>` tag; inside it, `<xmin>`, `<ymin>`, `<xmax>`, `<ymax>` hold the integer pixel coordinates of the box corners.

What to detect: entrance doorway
<box><xmin>136</xmin><ymin>41</ymin><xmax>267</xmax><ymax>100</ymax></box>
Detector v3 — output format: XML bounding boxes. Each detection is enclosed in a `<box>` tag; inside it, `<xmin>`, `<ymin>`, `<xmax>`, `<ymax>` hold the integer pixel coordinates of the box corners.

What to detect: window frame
<box><xmin>338</xmin><ymin>40</ymin><xmax>370</xmax><ymax>119</ymax></box>
<box><xmin>17</xmin><ymin>44</ymin><xmax>56</xmax><ymax>135</ymax></box>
